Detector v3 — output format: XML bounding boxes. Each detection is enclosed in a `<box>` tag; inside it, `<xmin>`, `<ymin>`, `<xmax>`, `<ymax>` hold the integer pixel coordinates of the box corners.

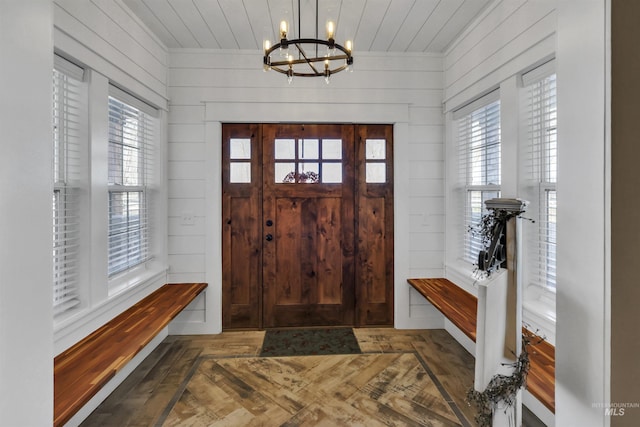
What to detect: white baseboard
<box><xmin>395</xmin><ymin>301</ymin><xmax>445</xmax><ymax>329</ymax></box>
<box><xmin>444</xmin><ymin>318</ymin><xmax>476</xmax><ymax>356</ymax></box>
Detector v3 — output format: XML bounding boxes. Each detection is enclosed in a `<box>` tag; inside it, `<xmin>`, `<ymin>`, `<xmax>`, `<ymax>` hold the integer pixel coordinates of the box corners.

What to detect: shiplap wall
<box><xmin>443</xmin><ymin>0</ymin><xmax>556</xmax><ymax>110</ymax></box>
<box><xmin>54</xmin><ymin>0</ymin><xmax>168</xmax><ymax>107</ymax></box>
<box><xmin>442</xmin><ymin>1</ymin><xmax>557</xmax><ymax>425</ymax></box>
<box><xmin>167</xmin><ymin>49</ymin><xmax>446</xmax><ymax>332</ymax></box>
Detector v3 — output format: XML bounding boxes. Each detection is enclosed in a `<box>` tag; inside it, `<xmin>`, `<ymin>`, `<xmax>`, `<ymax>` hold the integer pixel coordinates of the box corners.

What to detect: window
<box><xmin>274</xmin><ymin>138</ymin><xmax>343</xmax><ymax>184</ymax></box>
<box><xmin>229</xmin><ymin>138</ymin><xmax>252</xmax><ymax>183</ymax></box>
<box><xmin>365</xmin><ymin>139</ymin><xmax>387</xmax><ymax>183</ymax></box>
<box><xmin>107</xmin><ymin>86</ymin><xmax>157</xmax><ymax>276</ymax></box>
<box><xmin>52</xmin><ymin>56</ymin><xmax>86</xmax><ymax>315</ymax></box>
<box><xmin>454</xmin><ymin>92</ymin><xmax>501</xmax><ymax>262</ymax></box>
<box><xmin>523</xmin><ymin>62</ymin><xmax>557</xmax><ymax>290</ymax></box>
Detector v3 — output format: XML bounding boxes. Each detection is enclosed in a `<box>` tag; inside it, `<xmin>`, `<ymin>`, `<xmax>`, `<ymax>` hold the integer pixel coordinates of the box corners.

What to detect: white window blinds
<box><xmin>107</xmin><ymin>86</ymin><xmax>156</xmax><ymax>276</ymax></box>
<box><xmin>52</xmin><ymin>56</ymin><xmax>85</xmax><ymax>315</ymax></box>
<box><xmin>523</xmin><ymin>61</ymin><xmax>557</xmax><ymax>290</ymax></box>
<box><xmin>455</xmin><ymin>91</ymin><xmax>501</xmax><ymax>262</ymax></box>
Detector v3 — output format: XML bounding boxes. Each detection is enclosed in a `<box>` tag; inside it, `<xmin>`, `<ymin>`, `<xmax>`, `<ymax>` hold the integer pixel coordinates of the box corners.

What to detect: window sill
<box><xmin>108</xmin><ymin>259</ymin><xmax>166</xmax><ymax>297</ymax></box>
<box><xmin>523</xmin><ymin>286</ymin><xmax>556</xmax><ymax>345</ymax></box>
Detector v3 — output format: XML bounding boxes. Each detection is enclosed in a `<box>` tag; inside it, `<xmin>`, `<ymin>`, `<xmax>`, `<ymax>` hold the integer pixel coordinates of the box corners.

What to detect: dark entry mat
<box><xmin>259</xmin><ymin>328</ymin><xmax>362</xmax><ymax>357</ymax></box>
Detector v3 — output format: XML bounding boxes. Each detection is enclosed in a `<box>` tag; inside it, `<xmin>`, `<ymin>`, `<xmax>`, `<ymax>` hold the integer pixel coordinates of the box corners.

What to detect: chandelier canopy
<box><xmin>263</xmin><ymin>0</ymin><xmax>353</xmax><ymax>84</ymax></box>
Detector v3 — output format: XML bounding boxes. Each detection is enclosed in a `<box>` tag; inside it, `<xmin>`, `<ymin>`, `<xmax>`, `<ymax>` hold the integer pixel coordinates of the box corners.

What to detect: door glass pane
<box><xmin>298</xmin><ymin>163</ymin><xmax>319</xmax><ymax>183</ymax></box>
<box><xmin>275</xmin><ymin>139</ymin><xmax>295</xmax><ymax>159</ymax></box>
<box><xmin>366</xmin><ymin>163</ymin><xmax>386</xmax><ymax>183</ymax></box>
<box><xmin>230</xmin><ymin>138</ymin><xmax>251</xmax><ymax>159</ymax></box>
<box><xmin>230</xmin><ymin>162</ymin><xmax>251</xmax><ymax>183</ymax></box>
<box><xmin>366</xmin><ymin>139</ymin><xmax>386</xmax><ymax>159</ymax></box>
<box><xmin>276</xmin><ymin>163</ymin><xmax>296</xmax><ymax>183</ymax></box>
<box><xmin>322</xmin><ymin>163</ymin><xmax>342</xmax><ymax>183</ymax></box>
<box><xmin>274</xmin><ymin>137</ymin><xmax>345</xmax><ymax>184</ymax></box>
<box><xmin>299</xmin><ymin>139</ymin><xmax>319</xmax><ymax>159</ymax></box>
<box><xmin>323</xmin><ymin>139</ymin><xmax>342</xmax><ymax>159</ymax></box>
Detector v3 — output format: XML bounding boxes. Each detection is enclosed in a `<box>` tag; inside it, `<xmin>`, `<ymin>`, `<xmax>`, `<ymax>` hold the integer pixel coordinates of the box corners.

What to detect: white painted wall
<box><xmin>556</xmin><ymin>1</ymin><xmax>609</xmax><ymax>426</ymax></box>
<box><xmin>166</xmin><ymin>49</ymin><xmax>447</xmax><ymax>332</ymax></box>
<box><xmin>0</xmin><ymin>0</ymin><xmax>54</xmax><ymax>425</ymax></box>
<box><xmin>442</xmin><ymin>0</ymin><xmax>557</xmax><ymax>424</ymax></box>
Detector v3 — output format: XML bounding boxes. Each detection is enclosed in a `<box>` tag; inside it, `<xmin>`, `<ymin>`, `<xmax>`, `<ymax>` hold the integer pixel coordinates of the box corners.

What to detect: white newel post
<box><xmin>474</xmin><ymin>198</ymin><xmax>527</xmax><ymax>426</ymax></box>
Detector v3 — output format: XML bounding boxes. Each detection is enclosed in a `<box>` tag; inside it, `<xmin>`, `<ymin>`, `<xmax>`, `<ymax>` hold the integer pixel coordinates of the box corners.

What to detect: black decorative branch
<box><xmin>466</xmin><ymin>331</ymin><xmax>545</xmax><ymax>427</ymax></box>
<box><xmin>468</xmin><ymin>208</ymin><xmax>533</xmax><ymax>278</ymax></box>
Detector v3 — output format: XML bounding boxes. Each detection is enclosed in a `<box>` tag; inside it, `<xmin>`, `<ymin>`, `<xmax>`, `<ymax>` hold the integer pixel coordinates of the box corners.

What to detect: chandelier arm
<box><xmin>293</xmin><ymin>43</ymin><xmax>321</xmax><ymax>74</ymax></box>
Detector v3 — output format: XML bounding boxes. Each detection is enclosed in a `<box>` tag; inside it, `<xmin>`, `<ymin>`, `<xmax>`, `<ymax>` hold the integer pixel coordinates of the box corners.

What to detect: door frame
<box><xmin>221</xmin><ymin>123</ymin><xmax>395</xmax><ymax>330</ymax></box>
<box><xmin>194</xmin><ymin>103</ymin><xmax>413</xmax><ymax>335</ymax></box>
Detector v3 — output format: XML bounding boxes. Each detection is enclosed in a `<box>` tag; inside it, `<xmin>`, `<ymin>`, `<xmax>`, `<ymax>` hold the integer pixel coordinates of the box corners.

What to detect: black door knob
<box><xmin>265</xmin><ymin>234</ymin><xmax>273</xmax><ymax>241</ymax></box>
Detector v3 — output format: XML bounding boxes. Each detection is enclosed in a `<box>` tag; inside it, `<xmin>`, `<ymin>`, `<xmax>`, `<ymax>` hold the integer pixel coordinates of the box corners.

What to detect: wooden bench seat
<box><xmin>407</xmin><ymin>278</ymin><xmax>555</xmax><ymax>413</ymax></box>
<box><xmin>408</xmin><ymin>277</ymin><xmax>477</xmax><ymax>342</ymax></box>
<box><xmin>54</xmin><ymin>282</ymin><xmax>207</xmax><ymax>427</ymax></box>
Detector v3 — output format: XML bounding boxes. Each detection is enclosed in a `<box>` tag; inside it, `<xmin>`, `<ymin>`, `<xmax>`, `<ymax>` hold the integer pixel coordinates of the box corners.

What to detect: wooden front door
<box><xmin>222</xmin><ymin>123</ymin><xmax>393</xmax><ymax>330</ymax></box>
<box><xmin>262</xmin><ymin>124</ymin><xmax>355</xmax><ymax>327</ymax></box>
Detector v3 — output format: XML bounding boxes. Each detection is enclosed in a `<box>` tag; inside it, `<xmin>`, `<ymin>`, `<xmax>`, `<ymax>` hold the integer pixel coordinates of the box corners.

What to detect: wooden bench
<box><xmin>407</xmin><ymin>278</ymin><xmax>555</xmax><ymax>413</ymax></box>
<box><xmin>53</xmin><ymin>282</ymin><xmax>207</xmax><ymax>427</ymax></box>
<box><xmin>408</xmin><ymin>277</ymin><xmax>478</xmax><ymax>342</ymax></box>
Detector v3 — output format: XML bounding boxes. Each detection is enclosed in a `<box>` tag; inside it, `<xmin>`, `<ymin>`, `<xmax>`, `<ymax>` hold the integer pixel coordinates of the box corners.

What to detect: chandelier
<box><xmin>263</xmin><ymin>0</ymin><xmax>353</xmax><ymax>84</ymax></box>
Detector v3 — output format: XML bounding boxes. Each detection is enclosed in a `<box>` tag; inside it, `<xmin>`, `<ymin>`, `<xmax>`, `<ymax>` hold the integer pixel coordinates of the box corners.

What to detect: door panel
<box><xmin>361</xmin><ymin>197</ymin><xmax>387</xmax><ymax>303</ymax></box>
<box><xmin>263</xmin><ymin>124</ymin><xmax>355</xmax><ymax>327</ymax></box>
<box><xmin>356</xmin><ymin>124</ymin><xmax>394</xmax><ymax>326</ymax></box>
<box><xmin>272</xmin><ymin>197</ymin><xmax>343</xmax><ymax>305</ymax></box>
<box><xmin>222</xmin><ymin>124</ymin><xmax>262</xmax><ymax>329</ymax></box>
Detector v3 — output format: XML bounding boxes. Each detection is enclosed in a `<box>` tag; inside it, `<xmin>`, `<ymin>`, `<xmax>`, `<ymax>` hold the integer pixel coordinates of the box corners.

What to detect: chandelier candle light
<box><xmin>263</xmin><ymin>0</ymin><xmax>354</xmax><ymax>84</ymax></box>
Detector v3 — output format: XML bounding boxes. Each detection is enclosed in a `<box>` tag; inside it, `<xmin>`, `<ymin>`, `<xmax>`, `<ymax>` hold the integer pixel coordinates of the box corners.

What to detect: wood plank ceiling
<box><xmin>122</xmin><ymin>0</ymin><xmax>493</xmax><ymax>52</ymax></box>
